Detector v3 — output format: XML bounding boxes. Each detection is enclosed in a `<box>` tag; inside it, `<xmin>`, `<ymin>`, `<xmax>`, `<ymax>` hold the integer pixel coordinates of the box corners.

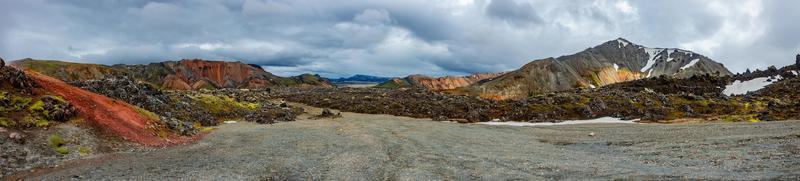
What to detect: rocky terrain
<box><xmin>72</xmin><ymin>76</ymin><xmax>304</xmax><ymax>133</ymax></box>
<box><xmin>14</xmin><ymin>58</ymin><xmax>333</xmax><ymax>90</ymax></box>
<box><xmin>273</xmin><ymin>61</ymin><xmax>798</xmax><ymax>123</ymax></box>
<box><xmin>465</xmin><ymin>38</ymin><xmax>732</xmax><ymax>99</ymax></box>
<box><xmin>376</xmin><ymin>72</ymin><xmax>504</xmax><ymax>91</ymax></box>
<box><xmin>12</xmin><ymin>107</ymin><xmax>800</xmax><ymax>180</ymax></box>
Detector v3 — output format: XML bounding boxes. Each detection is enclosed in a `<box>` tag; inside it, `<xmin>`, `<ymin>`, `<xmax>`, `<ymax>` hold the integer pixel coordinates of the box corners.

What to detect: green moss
<box><xmin>49</xmin><ymin>134</ymin><xmax>69</xmax><ymax>154</ymax></box>
<box><xmin>49</xmin><ymin>134</ymin><xmax>66</xmax><ymax>147</ymax></box>
<box><xmin>0</xmin><ymin>117</ymin><xmax>12</xmax><ymax>127</ymax></box>
<box><xmin>6</xmin><ymin>95</ymin><xmax>32</xmax><ymax>111</ymax></box>
<box><xmin>78</xmin><ymin>146</ymin><xmax>92</xmax><ymax>155</ymax></box>
<box><xmin>28</xmin><ymin>100</ymin><xmax>45</xmax><ymax>113</ymax></box>
<box><xmin>133</xmin><ymin>106</ymin><xmax>161</xmax><ymax>121</ymax></box>
<box><xmin>190</xmin><ymin>94</ymin><xmax>261</xmax><ymax>118</ymax></box>
<box><xmin>54</xmin><ymin>147</ymin><xmax>70</xmax><ymax>154</ymax></box>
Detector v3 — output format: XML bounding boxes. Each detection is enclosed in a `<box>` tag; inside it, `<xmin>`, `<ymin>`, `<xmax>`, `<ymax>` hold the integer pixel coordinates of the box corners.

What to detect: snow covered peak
<box><xmin>615</xmin><ymin>38</ymin><xmax>630</xmax><ymax>48</ymax></box>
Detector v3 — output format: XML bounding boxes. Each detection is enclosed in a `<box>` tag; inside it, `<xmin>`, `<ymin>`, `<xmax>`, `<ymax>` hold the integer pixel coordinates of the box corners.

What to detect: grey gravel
<box><xmin>19</xmin><ymin>107</ymin><xmax>800</xmax><ymax>180</ymax></box>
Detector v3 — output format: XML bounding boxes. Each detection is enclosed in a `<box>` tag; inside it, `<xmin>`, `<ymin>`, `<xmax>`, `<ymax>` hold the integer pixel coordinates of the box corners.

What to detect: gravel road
<box><xmin>15</xmin><ymin>106</ymin><xmax>800</xmax><ymax>180</ymax></box>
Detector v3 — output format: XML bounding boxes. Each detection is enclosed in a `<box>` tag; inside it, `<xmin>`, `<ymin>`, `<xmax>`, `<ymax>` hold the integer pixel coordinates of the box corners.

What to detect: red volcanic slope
<box><xmin>26</xmin><ymin>70</ymin><xmax>196</xmax><ymax>146</ymax></box>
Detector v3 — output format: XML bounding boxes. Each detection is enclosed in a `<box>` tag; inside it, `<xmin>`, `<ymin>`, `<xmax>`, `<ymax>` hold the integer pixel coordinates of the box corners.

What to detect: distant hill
<box><xmin>376</xmin><ymin>73</ymin><xmax>504</xmax><ymax>90</ymax></box>
<box><xmin>465</xmin><ymin>38</ymin><xmax>733</xmax><ymax>99</ymax></box>
<box><xmin>14</xmin><ymin>58</ymin><xmax>333</xmax><ymax>90</ymax></box>
<box><xmin>328</xmin><ymin>74</ymin><xmax>392</xmax><ymax>84</ymax></box>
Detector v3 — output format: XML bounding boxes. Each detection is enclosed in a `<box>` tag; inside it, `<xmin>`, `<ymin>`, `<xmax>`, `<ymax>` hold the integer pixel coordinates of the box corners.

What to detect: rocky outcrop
<box><xmin>468</xmin><ymin>38</ymin><xmax>733</xmax><ymax>99</ymax></box>
<box><xmin>377</xmin><ymin>72</ymin><xmax>504</xmax><ymax>91</ymax></box>
<box><xmin>796</xmin><ymin>54</ymin><xmax>799</xmax><ymax>68</ymax></box>
<box><xmin>153</xmin><ymin>59</ymin><xmax>282</xmax><ymax>90</ymax></box>
<box><xmin>1</xmin><ymin>57</ymin><xmax>5</xmax><ymax>67</ymax></box>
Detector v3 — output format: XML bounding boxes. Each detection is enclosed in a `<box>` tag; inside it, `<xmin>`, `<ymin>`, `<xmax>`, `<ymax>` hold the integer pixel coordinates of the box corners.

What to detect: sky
<box><xmin>0</xmin><ymin>0</ymin><xmax>798</xmax><ymax>78</ymax></box>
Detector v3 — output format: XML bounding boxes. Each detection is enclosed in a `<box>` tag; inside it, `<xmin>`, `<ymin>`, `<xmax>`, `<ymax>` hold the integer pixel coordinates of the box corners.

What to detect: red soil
<box><xmin>25</xmin><ymin>70</ymin><xmax>198</xmax><ymax>146</ymax></box>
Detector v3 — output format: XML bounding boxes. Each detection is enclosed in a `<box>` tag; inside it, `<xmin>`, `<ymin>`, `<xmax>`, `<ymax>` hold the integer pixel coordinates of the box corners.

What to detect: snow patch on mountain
<box><xmin>613</xmin><ymin>63</ymin><xmax>619</xmax><ymax>71</ymax></box>
<box><xmin>617</xmin><ymin>39</ymin><xmax>629</xmax><ymax>48</ymax></box>
<box><xmin>681</xmin><ymin>59</ymin><xmax>700</xmax><ymax>70</ymax></box>
<box><xmin>641</xmin><ymin>48</ymin><xmax>663</xmax><ymax>72</ymax></box>
<box><xmin>723</xmin><ymin>76</ymin><xmax>782</xmax><ymax>96</ymax></box>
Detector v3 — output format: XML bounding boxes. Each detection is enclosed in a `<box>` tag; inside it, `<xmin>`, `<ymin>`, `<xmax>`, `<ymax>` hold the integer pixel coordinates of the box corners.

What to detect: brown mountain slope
<box><xmin>376</xmin><ymin>72</ymin><xmax>504</xmax><ymax>91</ymax></box>
<box><xmin>14</xmin><ymin>59</ymin><xmax>333</xmax><ymax>90</ymax></box>
<box><xmin>467</xmin><ymin>38</ymin><xmax>732</xmax><ymax>100</ymax></box>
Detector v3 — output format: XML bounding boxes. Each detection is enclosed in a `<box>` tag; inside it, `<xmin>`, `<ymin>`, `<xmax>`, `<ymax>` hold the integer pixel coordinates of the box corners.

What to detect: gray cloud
<box><xmin>486</xmin><ymin>0</ymin><xmax>543</xmax><ymax>26</ymax></box>
<box><xmin>0</xmin><ymin>0</ymin><xmax>797</xmax><ymax>77</ymax></box>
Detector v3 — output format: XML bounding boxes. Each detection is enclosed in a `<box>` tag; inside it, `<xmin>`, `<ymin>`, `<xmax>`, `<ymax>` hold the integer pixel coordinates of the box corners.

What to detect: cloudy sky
<box><xmin>0</xmin><ymin>0</ymin><xmax>798</xmax><ymax>77</ymax></box>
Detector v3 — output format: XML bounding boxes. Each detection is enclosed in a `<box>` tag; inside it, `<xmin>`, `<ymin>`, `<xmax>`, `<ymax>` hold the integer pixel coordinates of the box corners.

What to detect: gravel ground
<box><xmin>13</xmin><ymin>106</ymin><xmax>800</xmax><ymax>180</ymax></box>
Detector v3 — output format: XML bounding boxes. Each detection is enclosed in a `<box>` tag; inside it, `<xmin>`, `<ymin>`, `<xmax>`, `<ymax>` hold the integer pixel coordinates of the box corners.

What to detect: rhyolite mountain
<box><xmin>377</xmin><ymin>73</ymin><xmax>504</xmax><ymax>91</ymax></box>
<box><xmin>329</xmin><ymin>74</ymin><xmax>392</xmax><ymax>84</ymax></box>
<box><xmin>465</xmin><ymin>38</ymin><xmax>733</xmax><ymax>99</ymax></box>
<box><xmin>14</xmin><ymin>58</ymin><xmax>333</xmax><ymax>90</ymax></box>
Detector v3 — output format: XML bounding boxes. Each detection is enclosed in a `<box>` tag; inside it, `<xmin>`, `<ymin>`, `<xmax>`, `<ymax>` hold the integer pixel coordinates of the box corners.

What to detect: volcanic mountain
<box><xmin>14</xmin><ymin>58</ymin><xmax>333</xmax><ymax>90</ymax></box>
<box><xmin>377</xmin><ymin>73</ymin><xmax>504</xmax><ymax>91</ymax></box>
<box><xmin>466</xmin><ymin>38</ymin><xmax>733</xmax><ymax>99</ymax></box>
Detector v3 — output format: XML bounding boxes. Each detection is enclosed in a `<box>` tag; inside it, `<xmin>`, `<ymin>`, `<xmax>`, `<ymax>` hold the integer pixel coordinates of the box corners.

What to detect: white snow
<box><xmin>680</xmin><ymin>59</ymin><xmax>700</xmax><ymax>70</ymax></box>
<box><xmin>477</xmin><ymin>117</ymin><xmax>638</xmax><ymax>127</ymax></box>
<box><xmin>589</xmin><ymin>84</ymin><xmax>596</xmax><ymax>89</ymax></box>
<box><xmin>641</xmin><ymin>48</ymin><xmax>663</xmax><ymax>72</ymax></box>
<box><xmin>224</xmin><ymin>121</ymin><xmax>238</xmax><ymax>124</ymax></box>
<box><xmin>723</xmin><ymin>76</ymin><xmax>782</xmax><ymax>96</ymax></box>
<box><xmin>665</xmin><ymin>49</ymin><xmax>675</xmax><ymax>62</ymax></box>
<box><xmin>792</xmin><ymin>71</ymin><xmax>799</xmax><ymax>75</ymax></box>
<box><xmin>613</xmin><ymin>63</ymin><xmax>619</xmax><ymax>71</ymax></box>
<box><xmin>646</xmin><ymin>69</ymin><xmax>653</xmax><ymax>77</ymax></box>
<box><xmin>617</xmin><ymin>39</ymin><xmax>629</xmax><ymax>47</ymax></box>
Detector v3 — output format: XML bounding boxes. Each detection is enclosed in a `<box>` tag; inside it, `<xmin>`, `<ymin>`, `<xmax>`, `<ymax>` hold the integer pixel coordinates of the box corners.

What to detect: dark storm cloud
<box><xmin>0</xmin><ymin>0</ymin><xmax>797</xmax><ymax>77</ymax></box>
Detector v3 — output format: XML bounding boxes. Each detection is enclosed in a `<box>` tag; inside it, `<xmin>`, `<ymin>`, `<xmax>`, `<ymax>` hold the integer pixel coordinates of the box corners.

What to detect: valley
<box><xmin>2</xmin><ymin>38</ymin><xmax>799</xmax><ymax>179</ymax></box>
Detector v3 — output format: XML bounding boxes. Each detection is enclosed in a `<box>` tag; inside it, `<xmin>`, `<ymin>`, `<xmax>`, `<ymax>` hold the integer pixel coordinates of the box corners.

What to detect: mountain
<box><xmin>329</xmin><ymin>74</ymin><xmax>392</xmax><ymax>84</ymax></box>
<box><xmin>376</xmin><ymin>73</ymin><xmax>504</xmax><ymax>91</ymax></box>
<box><xmin>466</xmin><ymin>38</ymin><xmax>733</xmax><ymax>100</ymax></box>
<box><xmin>14</xmin><ymin>58</ymin><xmax>333</xmax><ymax>90</ymax></box>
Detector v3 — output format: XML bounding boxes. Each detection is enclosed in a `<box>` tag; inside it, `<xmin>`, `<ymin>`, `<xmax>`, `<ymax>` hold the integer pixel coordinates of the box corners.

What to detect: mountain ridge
<box><xmin>13</xmin><ymin>58</ymin><xmax>333</xmax><ymax>90</ymax></box>
<box><xmin>465</xmin><ymin>38</ymin><xmax>733</xmax><ymax>99</ymax></box>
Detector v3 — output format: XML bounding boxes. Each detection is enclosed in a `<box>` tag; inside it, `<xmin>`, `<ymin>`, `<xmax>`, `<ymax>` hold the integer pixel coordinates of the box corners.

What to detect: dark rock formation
<box><xmin>35</xmin><ymin>96</ymin><xmax>77</xmax><ymax>122</ymax></box>
<box><xmin>796</xmin><ymin>54</ymin><xmax>799</xmax><ymax>67</ymax></box>
<box><xmin>0</xmin><ymin>57</ymin><xmax>4</xmax><ymax>67</ymax></box>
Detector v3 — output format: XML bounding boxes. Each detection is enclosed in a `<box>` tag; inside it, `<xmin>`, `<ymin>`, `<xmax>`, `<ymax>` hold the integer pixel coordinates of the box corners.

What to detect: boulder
<box><xmin>0</xmin><ymin>57</ymin><xmax>4</xmax><ymax>67</ymax></box>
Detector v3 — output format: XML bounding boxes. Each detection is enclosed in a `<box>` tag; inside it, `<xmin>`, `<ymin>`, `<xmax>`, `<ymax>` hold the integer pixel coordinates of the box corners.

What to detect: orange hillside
<box><xmin>25</xmin><ymin>70</ymin><xmax>196</xmax><ymax>146</ymax></box>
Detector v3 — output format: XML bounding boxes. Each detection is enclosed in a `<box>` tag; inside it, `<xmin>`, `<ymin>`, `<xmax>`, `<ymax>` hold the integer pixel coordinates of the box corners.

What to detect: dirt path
<box><xmin>16</xmin><ymin>106</ymin><xmax>800</xmax><ymax>180</ymax></box>
<box><xmin>26</xmin><ymin>70</ymin><xmax>193</xmax><ymax>146</ymax></box>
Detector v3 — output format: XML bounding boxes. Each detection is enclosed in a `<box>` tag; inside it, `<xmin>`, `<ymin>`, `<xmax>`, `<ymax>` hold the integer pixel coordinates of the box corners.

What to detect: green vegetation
<box><xmin>78</xmin><ymin>146</ymin><xmax>92</xmax><ymax>156</ymax></box>
<box><xmin>49</xmin><ymin>134</ymin><xmax>69</xmax><ymax>154</ymax></box>
<box><xmin>190</xmin><ymin>93</ymin><xmax>260</xmax><ymax>120</ymax></box>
